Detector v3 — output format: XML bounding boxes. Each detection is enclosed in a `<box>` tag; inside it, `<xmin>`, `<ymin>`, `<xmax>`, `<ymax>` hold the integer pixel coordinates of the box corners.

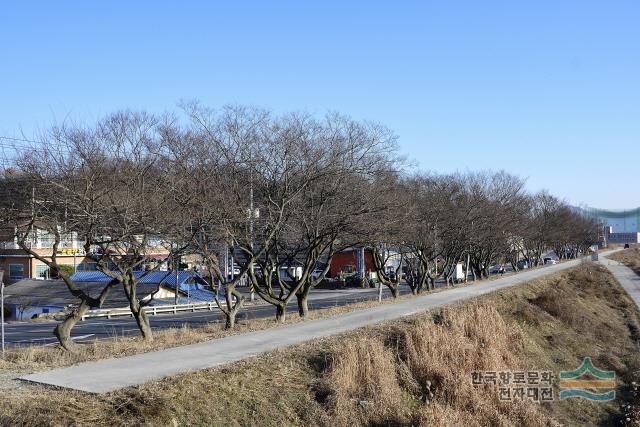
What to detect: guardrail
<box><xmin>81</xmin><ymin>301</ymin><xmax>220</xmax><ymax>320</ymax></box>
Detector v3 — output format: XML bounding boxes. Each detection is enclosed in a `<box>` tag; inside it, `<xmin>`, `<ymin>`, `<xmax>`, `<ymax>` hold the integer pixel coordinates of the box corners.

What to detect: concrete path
<box><xmin>600</xmin><ymin>253</ymin><xmax>640</xmax><ymax>308</ymax></box>
<box><xmin>20</xmin><ymin>253</ymin><xmax>613</xmax><ymax>393</ymax></box>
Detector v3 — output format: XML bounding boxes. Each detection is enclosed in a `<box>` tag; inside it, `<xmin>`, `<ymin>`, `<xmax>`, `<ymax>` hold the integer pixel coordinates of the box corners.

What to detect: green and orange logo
<box><xmin>559</xmin><ymin>357</ymin><xmax>615</xmax><ymax>401</ymax></box>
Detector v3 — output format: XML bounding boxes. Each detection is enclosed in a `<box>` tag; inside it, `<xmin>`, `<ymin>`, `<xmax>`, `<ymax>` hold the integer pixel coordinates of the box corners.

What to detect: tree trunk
<box><xmin>225</xmin><ymin>311</ymin><xmax>236</xmax><ymax>329</ymax></box>
<box><xmin>296</xmin><ymin>292</ymin><xmax>309</xmax><ymax>318</ymax></box>
<box><xmin>223</xmin><ymin>288</ymin><xmax>243</xmax><ymax>329</ymax></box>
<box><xmin>275</xmin><ymin>304</ymin><xmax>286</xmax><ymax>323</ymax></box>
<box><xmin>122</xmin><ymin>277</ymin><xmax>153</xmax><ymax>341</ymax></box>
<box><xmin>130</xmin><ymin>299</ymin><xmax>153</xmax><ymax>341</ymax></box>
<box><xmin>54</xmin><ymin>300</ymin><xmax>90</xmax><ymax>352</ymax></box>
<box><xmin>389</xmin><ymin>284</ymin><xmax>400</xmax><ymax>298</ymax></box>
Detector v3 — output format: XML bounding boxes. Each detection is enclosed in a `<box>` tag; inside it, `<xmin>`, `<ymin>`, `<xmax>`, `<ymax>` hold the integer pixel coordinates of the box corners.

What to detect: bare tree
<box><xmin>6</xmin><ymin>112</ymin><xmax>193</xmax><ymax>344</ymax></box>
<box><xmin>0</xmin><ymin>149</ymin><xmax>120</xmax><ymax>350</ymax></box>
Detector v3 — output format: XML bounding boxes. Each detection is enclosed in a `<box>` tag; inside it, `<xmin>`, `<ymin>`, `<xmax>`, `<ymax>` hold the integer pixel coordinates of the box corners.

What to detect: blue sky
<box><xmin>1</xmin><ymin>1</ymin><xmax>638</xmax><ymax>208</ymax></box>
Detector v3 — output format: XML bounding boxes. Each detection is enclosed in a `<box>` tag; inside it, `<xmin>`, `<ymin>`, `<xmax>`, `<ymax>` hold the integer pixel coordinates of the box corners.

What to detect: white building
<box><xmin>574</xmin><ymin>206</ymin><xmax>640</xmax><ymax>244</ymax></box>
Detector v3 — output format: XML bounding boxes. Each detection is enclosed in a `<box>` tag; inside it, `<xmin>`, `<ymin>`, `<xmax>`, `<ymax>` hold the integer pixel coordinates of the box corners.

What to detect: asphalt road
<box><xmin>3</xmin><ymin>285</ymin><xmax>410</xmax><ymax>346</ymax></box>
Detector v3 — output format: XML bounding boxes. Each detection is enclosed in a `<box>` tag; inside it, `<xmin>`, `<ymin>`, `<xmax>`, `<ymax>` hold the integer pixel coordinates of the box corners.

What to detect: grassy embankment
<box><xmin>1</xmin><ymin>261</ymin><xmax>639</xmax><ymax>426</ymax></box>
<box><xmin>610</xmin><ymin>247</ymin><xmax>640</xmax><ymax>276</ymax></box>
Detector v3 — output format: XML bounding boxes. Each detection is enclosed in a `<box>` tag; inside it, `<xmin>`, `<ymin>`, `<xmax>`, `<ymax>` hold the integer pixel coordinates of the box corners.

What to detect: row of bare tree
<box><xmin>0</xmin><ymin>106</ymin><xmax>600</xmax><ymax>351</ymax></box>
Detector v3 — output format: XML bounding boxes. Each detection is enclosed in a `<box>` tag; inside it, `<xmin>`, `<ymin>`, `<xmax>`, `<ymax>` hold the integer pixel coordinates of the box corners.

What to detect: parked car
<box><xmin>490</xmin><ymin>265</ymin><xmax>506</xmax><ymax>275</ymax></box>
<box><xmin>516</xmin><ymin>260</ymin><xmax>529</xmax><ymax>270</ymax></box>
<box><xmin>543</xmin><ymin>257</ymin><xmax>557</xmax><ymax>265</ymax></box>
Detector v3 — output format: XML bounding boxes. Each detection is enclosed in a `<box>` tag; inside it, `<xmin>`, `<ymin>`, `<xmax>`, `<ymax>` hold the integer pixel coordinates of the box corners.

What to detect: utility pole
<box><xmin>249</xmin><ymin>165</ymin><xmax>256</xmax><ymax>303</ymax></box>
<box><xmin>173</xmin><ymin>244</ymin><xmax>179</xmax><ymax>306</ymax></box>
<box><xmin>187</xmin><ymin>277</ymin><xmax>190</xmax><ymax>305</ymax></box>
<box><xmin>175</xmin><ymin>259</ymin><xmax>179</xmax><ymax>306</ymax></box>
<box><xmin>224</xmin><ymin>245</ymin><xmax>229</xmax><ymax>280</ymax></box>
<box><xmin>1</xmin><ymin>271</ymin><xmax>5</xmax><ymax>358</ymax></box>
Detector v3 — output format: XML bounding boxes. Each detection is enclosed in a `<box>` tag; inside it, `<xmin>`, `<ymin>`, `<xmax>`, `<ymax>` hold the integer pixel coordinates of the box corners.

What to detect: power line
<box><xmin>0</xmin><ymin>136</ymin><xmax>73</xmax><ymax>162</ymax></box>
<box><xmin>0</xmin><ymin>136</ymin><xmax>48</xmax><ymax>145</ymax></box>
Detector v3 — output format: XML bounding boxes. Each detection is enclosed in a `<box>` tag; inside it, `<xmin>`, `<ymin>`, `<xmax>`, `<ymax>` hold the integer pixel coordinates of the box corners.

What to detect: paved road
<box><xmin>3</xmin><ymin>285</ymin><xmax>411</xmax><ymax>346</ymax></box>
<box><xmin>20</xmin><ymin>253</ymin><xmax>610</xmax><ymax>393</ymax></box>
<box><xmin>4</xmin><ymin>265</ymin><xmax>528</xmax><ymax>346</ymax></box>
<box><xmin>600</xmin><ymin>253</ymin><xmax>640</xmax><ymax>308</ymax></box>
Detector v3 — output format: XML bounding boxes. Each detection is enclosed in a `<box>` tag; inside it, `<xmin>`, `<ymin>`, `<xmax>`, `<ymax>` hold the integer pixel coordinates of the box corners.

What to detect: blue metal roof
<box><xmin>70</xmin><ymin>270</ymin><xmax>210</xmax><ymax>293</ymax></box>
<box><xmin>187</xmin><ymin>289</ymin><xmax>218</xmax><ymax>302</ymax></box>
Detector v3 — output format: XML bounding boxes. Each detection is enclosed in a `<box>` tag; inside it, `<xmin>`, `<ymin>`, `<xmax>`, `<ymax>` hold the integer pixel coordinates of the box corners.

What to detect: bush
<box><xmin>54</xmin><ymin>265</ymin><xmax>75</xmax><ymax>278</ymax></box>
<box><xmin>345</xmin><ymin>276</ymin><xmax>367</xmax><ymax>288</ymax></box>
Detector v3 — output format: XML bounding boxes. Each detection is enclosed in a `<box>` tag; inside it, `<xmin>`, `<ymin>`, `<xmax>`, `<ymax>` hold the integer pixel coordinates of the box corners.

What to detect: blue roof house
<box><xmin>70</xmin><ymin>270</ymin><xmax>218</xmax><ymax>306</ymax></box>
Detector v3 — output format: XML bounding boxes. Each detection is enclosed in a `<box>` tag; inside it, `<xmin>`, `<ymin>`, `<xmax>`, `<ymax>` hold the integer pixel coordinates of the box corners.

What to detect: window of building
<box><xmin>341</xmin><ymin>264</ymin><xmax>355</xmax><ymax>274</ymax></box>
<box><xmin>36</xmin><ymin>264</ymin><xmax>50</xmax><ymax>280</ymax></box>
<box><xmin>9</xmin><ymin>264</ymin><xmax>24</xmax><ymax>279</ymax></box>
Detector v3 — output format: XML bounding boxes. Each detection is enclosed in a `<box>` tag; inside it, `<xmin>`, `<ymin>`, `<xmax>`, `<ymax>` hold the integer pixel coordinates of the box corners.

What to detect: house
<box><xmin>0</xmin><ymin>224</ymin><xmax>172</xmax><ymax>284</ymax></box>
<box><xmin>70</xmin><ymin>270</ymin><xmax>216</xmax><ymax>306</ymax></box>
<box><xmin>3</xmin><ymin>270</ymin><xmax>216</xmax><ymax>320</ymax></box>
<box><xmin>329</xmin><ymin>247</ymin><xmax>404</xmax><ymax>279</ymax></box>
<box><xmin>2</xmin><ymin>278</ymin><xmax>159</xmax><ymax>320</ymax></box>
<box><xmin>329</xmin><ymin>247</ymin><xmax>375</xmax><ymax>278</ymax></box>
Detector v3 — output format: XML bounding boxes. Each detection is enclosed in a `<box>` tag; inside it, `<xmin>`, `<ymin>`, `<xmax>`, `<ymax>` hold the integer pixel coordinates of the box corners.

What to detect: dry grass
<box><xmin>315</xmin><ymin>304</ymin><xmax>555</xmax><ymax>426</ymax></box>
<box><xmin>610</xmin><ymin>247</ymin><xmax>640</xmax><ymax>276</ymax></box>
<box><xmin>0</xmin><ymin>262</ymin><xmax>639</xmax><ymax>426</ymax></box>
<box><xmin>319</xmin><ymin>337</ymin><xmax>409</xmax><ymax>426</ymax></box>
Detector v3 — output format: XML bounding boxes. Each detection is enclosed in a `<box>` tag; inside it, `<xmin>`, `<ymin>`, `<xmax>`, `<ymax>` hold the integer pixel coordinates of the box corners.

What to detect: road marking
<box><xmin>43</xmin><ymin>334</ymin><xmax>96</xmax><ymax>346</ymax></box>
<box><xmin>13</xmin><ymin>334</ymin><xmax>96</xmax><ymax>344</ymax></box>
